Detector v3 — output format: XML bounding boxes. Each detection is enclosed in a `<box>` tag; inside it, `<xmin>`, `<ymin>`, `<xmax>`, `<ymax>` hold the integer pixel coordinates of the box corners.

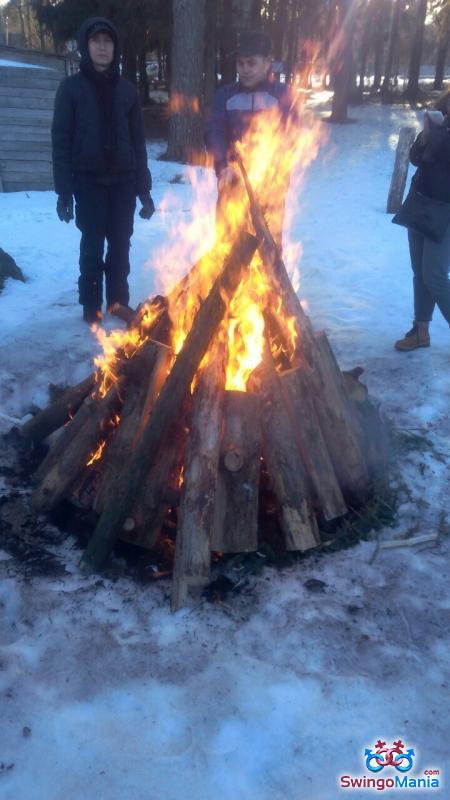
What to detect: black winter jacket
<box><xmin>52</xmin><ymin>17</ymin><xmax>151</xmax><ymax>197</ymax></box>
<box><xmin>409</xmin><ymin>120</ymin><xmax>450</xmax><ymax>203</ymax></box>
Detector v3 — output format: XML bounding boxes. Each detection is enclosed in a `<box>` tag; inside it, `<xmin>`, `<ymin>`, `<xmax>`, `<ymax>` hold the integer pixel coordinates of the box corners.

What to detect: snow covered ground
<box><xmin>0</xmin><ymin>100</ymin><xmax>449</xmax><ymax>799</ymax></box>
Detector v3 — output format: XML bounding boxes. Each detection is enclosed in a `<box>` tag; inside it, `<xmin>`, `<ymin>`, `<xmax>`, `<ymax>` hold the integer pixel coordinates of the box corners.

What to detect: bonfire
<box><xmin>22</xmin><ymin>98</ymin><xmax>389</xmax><ymax>610</ymax></box>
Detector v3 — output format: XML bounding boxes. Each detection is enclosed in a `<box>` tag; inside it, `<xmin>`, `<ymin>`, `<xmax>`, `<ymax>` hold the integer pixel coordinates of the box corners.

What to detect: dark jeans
<box><xmin>408</xmin><ymin>225</ymin><xmax>450</xmax><ymax>325</ymax></box>
<box><xmin>74</xmin><ymin>178</ymin><xmax>136</xmax><ymax>310</ymax></box>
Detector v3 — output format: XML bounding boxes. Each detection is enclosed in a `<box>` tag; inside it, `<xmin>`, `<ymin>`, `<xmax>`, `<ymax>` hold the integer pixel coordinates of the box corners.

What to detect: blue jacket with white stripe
<box><xmin>204</xmin><ymin>79</ymin><xmax>295</xmax><ymax>176</ymax></box>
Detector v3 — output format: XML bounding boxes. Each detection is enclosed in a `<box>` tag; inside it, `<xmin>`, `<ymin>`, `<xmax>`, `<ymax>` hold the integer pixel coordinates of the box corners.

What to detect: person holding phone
<box><xmin>394</xmin><ymin>90</ymin><xmax>450</xmax><ymax>351</ymax></box>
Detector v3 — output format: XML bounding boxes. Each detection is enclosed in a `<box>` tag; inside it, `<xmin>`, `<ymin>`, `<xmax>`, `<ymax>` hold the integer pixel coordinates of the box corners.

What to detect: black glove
<box><xmin>138</xmin><ymin>193</ymin><xmax>156</xmax><ymax>220</ymax></box>
<box><xmin>56</xmin><ymin>195</ymin><xmax>74</xmax><ymax>223</ymax></box>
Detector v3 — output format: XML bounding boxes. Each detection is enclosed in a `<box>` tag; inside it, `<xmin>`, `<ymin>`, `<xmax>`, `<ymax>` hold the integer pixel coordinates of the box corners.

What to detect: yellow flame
<box><xmin>86</xmin><ymin>439</ymin><xmax>105</xmax><ymax>466</ymax></box>
<box><xmin>92</xmin><ymin>86</ymin><xmax>326</xmax><ymax>400</ymax></box>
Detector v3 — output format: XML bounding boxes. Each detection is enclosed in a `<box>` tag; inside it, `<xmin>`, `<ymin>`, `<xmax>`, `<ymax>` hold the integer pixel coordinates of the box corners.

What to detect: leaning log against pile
<box><xmin>234</xmin><ymin>149</ymin><xmax>370</xmax><ymax>495</ymax></box>
<box><xmin>171</xmin><ymin>342</ymin><xmax>226</xmax><ymax>611</ymax></box>
<box><xmin>252</xmin><ymin>352</ymin><xmax>320</xmax><ymax>552</ymax></box>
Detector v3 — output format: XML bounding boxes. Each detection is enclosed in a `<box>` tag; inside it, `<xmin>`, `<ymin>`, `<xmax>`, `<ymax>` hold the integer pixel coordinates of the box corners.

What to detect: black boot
<box><xmin>83</xmin><ymin>306</ymin><xmax>102</xmax><ymax>325</ymax></box>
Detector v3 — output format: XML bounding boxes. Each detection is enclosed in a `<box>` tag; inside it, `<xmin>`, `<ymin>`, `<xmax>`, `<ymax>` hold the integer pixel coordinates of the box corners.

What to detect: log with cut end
<box><xmin>255</xmin><ymin>357</ymin><xmax>320</xmax><ymax>551</ymax></box>
<box><xmin>32</xmin><ymin>376</ymin><xmax>125</xmax><ymax>512</ymax></box>
<box><xmin>278</xmin><ymin>367</ymin><xmax>347</xmax><ymax>521</ymax></box>
<box><xmin>20</xmin><ymin>373</ymin><xmax>95</xmax><ymax>444</ymax></box>
<box><xmin>122</xmin><ymin>412</ymin><xmax>189</xmax><ymax>549</ymax></box>
<box><xmin>79</xmin><ymin>230</ymin><xmax>258</xmax><ymax>573</ymax></box>
<box><xmin>211</xmin><ymin>390</ymin><xmax>262</xmax><ymax>553</ymax></box>
<box><xmin>94</xmin><ymin>340</ymin><xmax>172</xmax><ymax>517</ymax></box>
<box><xmin>171</xmin><ymin>343</ymin><xmax>226</xmax><ymax>611</ymax></box>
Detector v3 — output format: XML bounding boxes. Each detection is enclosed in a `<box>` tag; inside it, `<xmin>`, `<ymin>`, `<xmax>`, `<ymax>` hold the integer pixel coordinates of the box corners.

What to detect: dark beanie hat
<box><xmin>236</xmin><ymin>31</ymin><xmax>272</xmax><ymax>58</ymax></box>
<box><xmin>86</xmin><ymin>20</ymin><xmax>115</xmax><ymax>39</ymax></box>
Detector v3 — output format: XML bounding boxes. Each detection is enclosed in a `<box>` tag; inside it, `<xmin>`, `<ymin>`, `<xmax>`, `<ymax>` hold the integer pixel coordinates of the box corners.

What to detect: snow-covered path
<box><xmin>0</xmin><ymin>102</ymin><xmax>449</xmax><ymax>799</ymax></box>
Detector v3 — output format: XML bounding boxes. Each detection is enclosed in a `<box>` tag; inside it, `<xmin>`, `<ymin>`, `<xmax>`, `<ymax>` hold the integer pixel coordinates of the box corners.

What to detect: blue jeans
<box><xmin>408</xmin><ymin>225</ymin><xmax>450</xmax><ymax>325</ymax></box>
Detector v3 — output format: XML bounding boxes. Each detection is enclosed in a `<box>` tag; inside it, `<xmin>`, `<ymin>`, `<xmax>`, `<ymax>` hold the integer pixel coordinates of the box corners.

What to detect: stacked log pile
<box><xmin>22</xmin><ymin>164</ymin><xmax>389</xmax><ymax>611</ymax></box>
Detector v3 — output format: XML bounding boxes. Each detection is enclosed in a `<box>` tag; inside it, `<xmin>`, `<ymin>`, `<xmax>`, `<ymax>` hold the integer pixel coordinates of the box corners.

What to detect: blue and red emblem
<box><xmin>365</xmin><ymin>740</ymin><xmax>415</xmax><ymax>773</ymax></box>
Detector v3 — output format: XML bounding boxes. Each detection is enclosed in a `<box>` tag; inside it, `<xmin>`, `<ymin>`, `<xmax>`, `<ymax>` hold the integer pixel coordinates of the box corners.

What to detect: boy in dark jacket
<box><xmin>52</xmin><ymin>16</ymin><xmax>155</xmax><ymax>325</ymax></box>
<box><xmin>204</xmin><ymin>31</ymin><xmax>295</xmax><ymax>244</ymax></box>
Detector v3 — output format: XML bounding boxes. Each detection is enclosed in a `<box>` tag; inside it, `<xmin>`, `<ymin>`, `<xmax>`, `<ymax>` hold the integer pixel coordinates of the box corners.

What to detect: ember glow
<box><xmin>94</xmin><ymin>88</ymin><xmax>326</xmax><ymax>399</ymax></box>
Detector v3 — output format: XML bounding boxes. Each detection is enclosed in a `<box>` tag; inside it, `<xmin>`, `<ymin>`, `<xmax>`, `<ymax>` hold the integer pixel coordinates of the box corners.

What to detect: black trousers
<box><xmin>74</xmin><ymin>178</ymin><xmax>136</xmax><ymax>310</ymax></box>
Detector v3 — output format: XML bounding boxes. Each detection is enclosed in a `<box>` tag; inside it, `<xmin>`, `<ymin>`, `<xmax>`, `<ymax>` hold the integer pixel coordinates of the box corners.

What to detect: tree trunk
<box><xmin>251</xmin><ymin>0</ymin><xmax>263</xmax><ymax>25</ymax></box>
<box><xmin>17</xmin><ymin>0</ymin><xmax>27</xmax><ymax>46</ymax></box>
<box><xmin>285</xmin><ymin>0</ymin><xmax>301</xmax><ymax>84</ymax></box>
<box><xmin>272</xmin><ymin>0</ymin><xmax>289</xmax><ymax>63</ymax></box>
<box><xmin>329</xmin><ymin>0</ymin><xmax>356</xmax><ymax>123</ymax></box>
<box><xmin>405</xmin><ymin>0</ymin><xmax>428</xmax><ymax>102</ymax></box>
<box><xmin>219</xmin><ymin>0</ymin><xmax>236</xmax><ymax>86</ymax></box>
<box><xmin>381</xmin><ymin>0</ymin><xmax>402</xmax><ymax>101</ymax></box>
<box><xmin>434</xmin><ymin>23</ymin><xmax>449</xmax><ymax>91</ymax></box>
<box><xmin>166</xmin><ymin>0</ymin><xmax>206</xmax><ymax>163</ymax></box>
<box><xmin>122</xmin><ymin>36</ymin><xmax>137</xmax><ymax>84</ymax></box>
<box><xmin>138</xmin><ymin>48</ymin><xmax>149</xmax><ymax>107</ymax></box>
<box><xmin>204</xmin><ymin>0</ymin><xmax>218</xmax><ymax>113</ymax></box>
<box><xmin>356</xmin><ymin>0</ymin><xmax>371</xmax><ymax>101</ymax></box>
<box><xmin>371</xmin><ymin>0</ymin><xmax>387</xmax><ymax>92</ymax></box>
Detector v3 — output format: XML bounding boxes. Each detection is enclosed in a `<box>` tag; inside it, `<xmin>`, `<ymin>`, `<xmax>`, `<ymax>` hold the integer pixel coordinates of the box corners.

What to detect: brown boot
<box><xmin>394</xmin><ymin>322</ymin><xmax>430</xmax><ymax>351</ymax></box>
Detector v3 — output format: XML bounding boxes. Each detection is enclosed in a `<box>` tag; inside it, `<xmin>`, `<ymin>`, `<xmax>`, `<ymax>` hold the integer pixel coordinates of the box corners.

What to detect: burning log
<box><xmin>211</xmin><ymin>390</ymin><xmax>262</xmax><ymax>553</ymax></box>
<box><xmin>32</xmin><ymin>375</ymin><xmax>126</xmax><ymax>513</ymax></box>
<box><xmin>171</xmin><ymin>344</ymin><xmax>226</xmax><ymax>611</ymax></box>
<box><xmin>93</xmin><ymin>340</ymin><xmax>171</xmax><ymax>517</ymax></box>
<box><xmin>235</xmin><ymin>150</ymin><xmax>370</xmax><ymax>498</ymax></box>
<box><xmin>79</xmin><ymin>230</ymin><xmax>258</xmax><ymax>573</ymax></box>
<box><xmin>233</xmin><ymin>148</ymin><xmax>317</xmax><ymax>366</ymax></box>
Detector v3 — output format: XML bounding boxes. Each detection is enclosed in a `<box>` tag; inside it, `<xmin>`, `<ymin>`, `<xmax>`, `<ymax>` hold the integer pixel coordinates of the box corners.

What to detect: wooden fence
<box><xmin>0</xmin><ymin>46</ymin><xmax>76</xmax><ymax>192</ymax></box>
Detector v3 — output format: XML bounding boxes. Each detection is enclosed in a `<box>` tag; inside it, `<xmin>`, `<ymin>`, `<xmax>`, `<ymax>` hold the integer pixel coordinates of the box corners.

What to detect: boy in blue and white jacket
<box><xmin>205</xmin><ymin>31</ymin><xmax>295</xmax><ymax>241</ymax></box>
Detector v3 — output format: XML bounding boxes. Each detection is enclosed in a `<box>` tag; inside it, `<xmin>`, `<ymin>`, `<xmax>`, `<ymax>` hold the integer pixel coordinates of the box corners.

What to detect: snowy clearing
<box><xmin>0</xmin><ymin>99</ymin><xmax>449</xmax><ymax>800</ymax></box>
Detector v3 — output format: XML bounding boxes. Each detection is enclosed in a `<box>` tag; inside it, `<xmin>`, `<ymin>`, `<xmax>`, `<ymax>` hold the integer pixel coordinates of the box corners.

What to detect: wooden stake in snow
<box><xmin>386</xmin><ymin>126</ymin><xmax>416</xmax><ymax>214</ymax></box>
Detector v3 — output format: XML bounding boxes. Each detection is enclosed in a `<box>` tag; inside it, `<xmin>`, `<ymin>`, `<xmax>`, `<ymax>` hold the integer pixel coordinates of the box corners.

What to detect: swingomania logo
<box><xmin>339</xmin><ymin>739</ymin><xmax>442</xmax><ymax>792</ymax></box>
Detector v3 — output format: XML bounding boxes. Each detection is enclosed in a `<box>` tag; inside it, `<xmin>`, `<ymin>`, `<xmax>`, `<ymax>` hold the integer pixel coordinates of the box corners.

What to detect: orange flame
<box><xmin>92</xmin><ymin>86</ymin><xmax>326</xmax><ymax>404</ymax></box>
<box><xmin>86</xmin><ymin>439</ymin><xmax>105</xmax><ymax>466</ymax></box>
<box><xmin>168</xmin><ymin>92</ymin><xmax>200</xmax><ymax>115</ymax></box>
